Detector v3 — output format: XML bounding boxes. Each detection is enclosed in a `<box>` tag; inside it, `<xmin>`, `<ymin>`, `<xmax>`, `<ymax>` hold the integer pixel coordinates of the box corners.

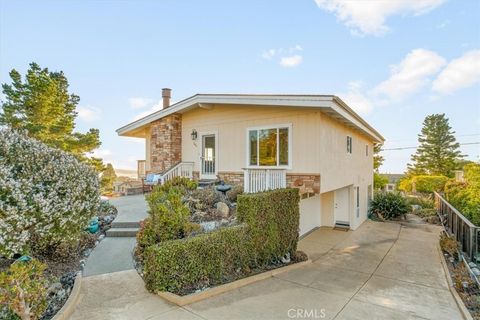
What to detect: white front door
<box><xmin>334</xmin><ymin>187</ymin><xmax>350</xmax><ymax>226</ymax></box>
<box><xmin>200</xmin><ymin>134</ymin><xmax>216</xmax><ymax>179</ymax></box>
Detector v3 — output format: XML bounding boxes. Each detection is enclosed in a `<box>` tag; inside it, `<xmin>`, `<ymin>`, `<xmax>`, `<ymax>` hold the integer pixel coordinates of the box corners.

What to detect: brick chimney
<box><xmin>162</xmin><ymin>88</ymin><xmax>172</xmax><ymax>109</ymax></box>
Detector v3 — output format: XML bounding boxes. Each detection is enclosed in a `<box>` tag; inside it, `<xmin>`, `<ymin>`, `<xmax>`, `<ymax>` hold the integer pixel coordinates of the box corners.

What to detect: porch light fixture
<box><xmin>191</xmin><ymin>129</ymin><xmax>198</xmax><ymax>141</ymax></box>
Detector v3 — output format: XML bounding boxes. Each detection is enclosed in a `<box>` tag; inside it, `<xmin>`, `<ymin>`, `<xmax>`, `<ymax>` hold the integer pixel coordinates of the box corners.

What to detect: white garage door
<box><xmin>299</xmin><ymin>195</ymin><xmax>321</xmax><ymax>236</ymax></box>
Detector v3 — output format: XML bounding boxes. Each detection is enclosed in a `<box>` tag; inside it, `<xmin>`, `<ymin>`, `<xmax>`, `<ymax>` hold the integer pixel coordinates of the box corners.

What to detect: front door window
<box><xmin>202</xmin><ymin>134</ymin><xmax>216</xmax><ymax>178</ymax></box>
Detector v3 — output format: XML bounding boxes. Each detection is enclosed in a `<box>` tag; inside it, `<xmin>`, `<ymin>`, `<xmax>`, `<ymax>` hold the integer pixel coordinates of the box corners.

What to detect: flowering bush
<box><xmin>0</xmin><ymin>129</ymin><xmax>100</xmax><ymax>258</ymax></box>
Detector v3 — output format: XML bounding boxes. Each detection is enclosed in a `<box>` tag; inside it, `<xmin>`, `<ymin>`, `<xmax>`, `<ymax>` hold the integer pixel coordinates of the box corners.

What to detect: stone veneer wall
<box><xmin>194</xmin><ymin>171</ymin><xmax>320</xmax><ymax>197</ymax></box>
<box><xmin>286</xmin><ymin>174</ymin><xmax>320</xmax><ymax>197</ymax></box>
<box><xmin>149</xmin><ymin>114</ymin><xmax>182</xmax><ymax>173</ymax></box>
<box><xmin>217</xmin><ymin>171</ymin><xmax>244</xmax><ymax>185</ymax></box>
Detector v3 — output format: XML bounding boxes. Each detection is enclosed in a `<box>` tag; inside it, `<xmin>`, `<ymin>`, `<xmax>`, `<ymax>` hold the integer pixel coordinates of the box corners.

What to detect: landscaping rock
<box><xmin>48</xmin><ymin>282</ymin><xmax>62</xmax><ymax>295</ymax></box>
<box><xmin>216</xmin><ymin>202</ymin><xmax>229</xmax><ymax>218</ymax></box>
<box><xmin>472</xmin><ymin>267</ymin><xmax>480</xmax><ymax>276</ymax></box>
<box><xmin>281</xmin><ymin>252</ymin><xmax>291</xmax><ymax>264</ymax></box>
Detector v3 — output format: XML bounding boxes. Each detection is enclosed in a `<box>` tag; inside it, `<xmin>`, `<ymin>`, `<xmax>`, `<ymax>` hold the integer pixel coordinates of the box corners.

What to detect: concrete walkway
<box><xmin>82</xmin><ymin>195</ymin><xmax>147</xmax><ymax>276</ymax></box>
<box><xmin>70</xmin><ymin>220</ymin><xmax>463</xmax><ymax>320</ymax></box>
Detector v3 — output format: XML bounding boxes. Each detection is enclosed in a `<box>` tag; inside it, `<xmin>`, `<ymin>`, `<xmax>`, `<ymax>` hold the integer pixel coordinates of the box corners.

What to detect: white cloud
<box><xmin>128</xmin><ymin>97</ymin><xmax>154</xmax><ymax>109</ymax></box>
<box><xmin>372</xmin><ymin>49</ymin><xmax>446</xmax><ymax>102</ymax></box>
<box><xmin>432</xmin><ymin>50</ymin><xmax>480</xmax><ymax>94</ymax></box>
<box><xmin>77</xmin><ymin>105</ymin><xmax>101</xmax><ymax>122</ymax></box>
<box><xmin>261</xmin><ymin>49</ymin><xmax>277</xmax><ymax>60</ymax></box>
<box><xmin>280</xmin><ymin>55</ymin><xmax>303</xmax><ymax>68</ymax></box>
<box><xmin>340</xmin><ymin>81</ymin><xmax>373</xmax><ymax>115</ymax></box>
<box><xmin>314</xmin><ymin>0</ymin><xmax>446</xmax><ymax>36</ymax></box>
<box><xmin>132</xmin><ymin>101</ymin><xmax>163</xmax><ymax>121</ymax></box>
<box><xmin>261</xmin><ymin>45</ymin><xmax>303</xmax><ymax>67</ymax></box>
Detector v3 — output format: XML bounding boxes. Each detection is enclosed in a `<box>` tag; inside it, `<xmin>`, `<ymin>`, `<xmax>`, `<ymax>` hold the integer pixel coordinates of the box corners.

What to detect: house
<box><xmin>113</xmin><ymin>177</ymin><xmax>143</xmax><ymax>196</ymax></box>
<box><xmin>117</xmin><ymin>88</ymin><xmax>384</xmax><ymax>236</ymax></box>
<box><xmin>381</xmin><ymin>174</ymin><xmax>404</xmax><ymax>192</ymax></box>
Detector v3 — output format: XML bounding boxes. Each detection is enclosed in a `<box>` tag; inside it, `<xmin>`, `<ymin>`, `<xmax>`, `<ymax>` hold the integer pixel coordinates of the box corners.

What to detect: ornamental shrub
<box><xmin>405</xmin><ymin>195</ymin><xmax>434</xmax><ymax>209</ymax></box>
<box><xmin>136</xmin><ymin>177</ymin><xmax>197</xmax><ymax>259</ymax></box>
<box><xmin>0</xmin><ymin>129</ymin><xmax>100</xmax><ymax>258</ymax></box>
<box><xmin>0</xmin><ymin>259</ymin><xmax>48</xmax><ymax>320</ymax></box>
<box><xmin>143</xmin><ymin>188</ymin><xmax>300</xmax><ymax>295</ymax></box>
<box><xmin>370</xmin><ymin>191</ymin><xmax>408</xmax><ymax>220</ymax></box>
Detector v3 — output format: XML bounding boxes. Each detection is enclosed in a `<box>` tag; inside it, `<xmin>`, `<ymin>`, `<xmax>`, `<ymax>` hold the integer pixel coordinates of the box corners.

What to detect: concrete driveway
<box><xmin>69</xmin><ymin>220</ymin><xmax>463</xmax><ymax>320</ymax></box>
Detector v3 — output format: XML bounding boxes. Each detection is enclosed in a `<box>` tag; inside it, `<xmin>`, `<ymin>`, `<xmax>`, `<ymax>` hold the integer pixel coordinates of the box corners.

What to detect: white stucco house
<box><xmin>117</xmin><ymin>89</ymin><xmax>384</xmax><ymax>236</ymax></box>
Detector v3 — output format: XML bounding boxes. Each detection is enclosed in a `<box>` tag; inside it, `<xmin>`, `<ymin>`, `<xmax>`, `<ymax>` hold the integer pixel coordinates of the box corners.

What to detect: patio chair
<box><xmin>142</xmin><ymin>173</ymin><xmax>161</xmax><ymax>194</ymax></box>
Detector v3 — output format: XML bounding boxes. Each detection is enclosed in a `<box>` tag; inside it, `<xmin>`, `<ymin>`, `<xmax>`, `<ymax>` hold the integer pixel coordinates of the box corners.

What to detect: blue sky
<box><xmin>1</xmin><ymin>0</ymin><xmax>479</xmax><ymax>173</ymax></box>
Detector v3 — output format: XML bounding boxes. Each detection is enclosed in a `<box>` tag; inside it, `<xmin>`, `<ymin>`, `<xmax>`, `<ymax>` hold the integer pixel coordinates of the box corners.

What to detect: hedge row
<box><xmin>237</xmin><ymin>188</ymin><xmax>300</xmax><ymax>264</ymax></box>
<box><xmin>143</xmin><ymin>188</ymin><xmax>300</xmax><ymax>295</ymax></box>
<box><xmin>144</xmin><ymin>225</ymin><xmax>249</xmax><ymax>293</ymax></box>
<box><xmin>398</xmin><ymin>175</ymin><xmax>448</xmax><ymax>193</ymax></box>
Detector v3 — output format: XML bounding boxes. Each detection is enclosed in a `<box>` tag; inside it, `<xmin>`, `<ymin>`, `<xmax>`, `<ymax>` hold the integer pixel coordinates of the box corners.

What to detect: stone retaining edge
<box><xmin>437</xmin><ymin>243</ymin><xmax>473</xmax><ymax>320</ymax></box>
<box><xmin>157</xmin><ymin>259</ymin><xmax>312</xmax><ymax>306</ymax></box>
<box><xmin>51</xmin><ymin>272</ymin><xmax>82</xmax><ymax>320</ymax></box>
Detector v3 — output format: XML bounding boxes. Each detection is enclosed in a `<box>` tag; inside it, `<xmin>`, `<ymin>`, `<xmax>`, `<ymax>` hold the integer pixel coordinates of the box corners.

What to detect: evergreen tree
<box><xmin>100</xmin><ymin>163</ymin><xmax>117</xmax><ymax>194</ymax></box>
<box><xmin>373</xmin><ymin>143</ymin><xmax>384</xmax><ymax>172</ymax></box>
<box><xmin>407</xmin><ymin>114</ymin><xmax>463</xmax><ymax>177</ymax></box>
<box><xmin>0</xmin><ymin>62</ymin><xmax>103</xmax><ymax>170</ymax></box>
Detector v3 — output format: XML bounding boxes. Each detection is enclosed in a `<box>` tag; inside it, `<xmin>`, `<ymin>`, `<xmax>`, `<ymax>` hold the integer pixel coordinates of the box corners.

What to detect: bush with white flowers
<box><xmin>0</xmin><ymin>129</ymin><xmax>100</xmax><ymax>258</ymax></box>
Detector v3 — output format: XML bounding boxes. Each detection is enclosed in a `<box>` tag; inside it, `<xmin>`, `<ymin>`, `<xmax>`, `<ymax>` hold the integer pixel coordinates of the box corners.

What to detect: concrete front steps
<box><xmin>106</xmin><ymin>221</ymin><xmax>140</xmax><ymax>237</ymax></box>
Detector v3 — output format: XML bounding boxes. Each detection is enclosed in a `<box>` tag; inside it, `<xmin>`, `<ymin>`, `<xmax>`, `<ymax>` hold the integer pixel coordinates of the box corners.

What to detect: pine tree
<box><xmin>407</xmin><ymin>114</ymin><xmax>463</xmax><ymax>177</ymax></box>
<box><xmin>373</xmin><ymin>143</ymin><xmax>384</xmax><ymax>172</ymax></box>
<box><xmin>0</xmin><ymin>62</ymin><xmax>103</xmax><ymax>170</ymax></box>
<box><xmin>100</xmin><ymin>163</ymin><xmax>117</xmax><ymax>194</ymax></box>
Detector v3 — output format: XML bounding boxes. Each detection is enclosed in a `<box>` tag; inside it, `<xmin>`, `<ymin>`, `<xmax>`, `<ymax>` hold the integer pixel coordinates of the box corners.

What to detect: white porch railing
<box><xmin>243</xmin><ymin>168</ymin><xmax>287</xmax><ymax>193</ymax></box>
<box><xmin>160</xmin><ymin>162</ymin><xmax>194</xmax><ymax>184</ymax></box>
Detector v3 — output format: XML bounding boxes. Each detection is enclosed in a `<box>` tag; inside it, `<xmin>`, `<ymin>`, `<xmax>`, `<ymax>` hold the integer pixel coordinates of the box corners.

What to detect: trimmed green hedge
<box><xmin>143</xmin><ymin>188</ymin><xmax>300</xmax><ymax>295</ymax></box>
<box><xmin>237</xmin><ymin>188</ymin><xmax>300</xmax><ymax>265</ymax></box>
<box><xmin>398</xmin><ymin>175</ymin><xmax>448</xmax><ymax>193</ymax></box>
<box><xmin>144</xmin><ymin>226</ymin><xmax>250</xmax><ymax>293</ymax></box>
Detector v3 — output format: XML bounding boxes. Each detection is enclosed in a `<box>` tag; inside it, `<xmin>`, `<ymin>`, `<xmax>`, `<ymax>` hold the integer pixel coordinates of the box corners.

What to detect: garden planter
<box><xmin>51</xmin><ymin>272</ymin><xmax>82</xmax><ymax>320</ymax></box>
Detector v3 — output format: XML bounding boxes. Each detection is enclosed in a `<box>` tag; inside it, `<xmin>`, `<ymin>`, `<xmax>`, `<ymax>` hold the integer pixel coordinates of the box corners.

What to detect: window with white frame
<box><xmin>347</xmin><ymin>136</ymin><xmax>352</xmax><ymax>154</ymax></box>
<box><xmin>248</xmin><ymin>125</ymin><xmax>291</xmax><ymax>167</ymax></box>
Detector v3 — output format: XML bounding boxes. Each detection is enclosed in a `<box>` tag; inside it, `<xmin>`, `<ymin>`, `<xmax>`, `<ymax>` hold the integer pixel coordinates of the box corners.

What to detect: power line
<box><xmin>382</xmin><ymin>142</ymin><xmax>480</xmax><ymax>151</ymax></box>
<box><xmin>385</xmin><ymin>133</ymin><xmax>480</xmax><ymax>143</ymax></box>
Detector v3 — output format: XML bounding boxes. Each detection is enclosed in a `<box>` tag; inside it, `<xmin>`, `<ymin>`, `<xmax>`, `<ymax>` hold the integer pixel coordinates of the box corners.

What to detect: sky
<box><xmin>1</xmin><ymin>0</ymin><xmax>479</xmax><ymax>173</ymax></box>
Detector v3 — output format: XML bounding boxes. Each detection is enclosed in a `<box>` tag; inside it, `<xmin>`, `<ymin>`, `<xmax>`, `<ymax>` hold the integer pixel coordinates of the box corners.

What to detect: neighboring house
<box><xmin>113</xmin><ymin>177</ymin><xmax>143</xmax><ymax>196</ymax></box>
<box><xmin>381</xmin><ymin>174</ymin><xmax>404</xmax><ymax>192</ymax></box>
<box><xmin>117</xmin><ymin>89</ymin><xmax>384</xmax><ymax>235</ymax></box>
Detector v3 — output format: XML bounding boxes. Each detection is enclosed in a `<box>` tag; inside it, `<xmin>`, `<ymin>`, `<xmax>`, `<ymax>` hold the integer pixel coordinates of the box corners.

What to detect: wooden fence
<box><xmin>435</xmin><ymin>191</ymin><xmax>480</xmax><ymax>262</ymax></box>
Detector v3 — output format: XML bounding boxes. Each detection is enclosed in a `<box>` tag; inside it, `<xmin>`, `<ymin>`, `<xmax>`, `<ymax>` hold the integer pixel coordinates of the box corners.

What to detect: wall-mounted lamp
<box><xmin>191</xmin><ymin>129</ymin><xmax>198</xmax><ymax>141</ymax></box>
